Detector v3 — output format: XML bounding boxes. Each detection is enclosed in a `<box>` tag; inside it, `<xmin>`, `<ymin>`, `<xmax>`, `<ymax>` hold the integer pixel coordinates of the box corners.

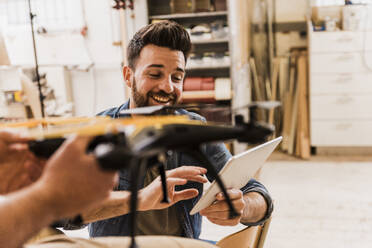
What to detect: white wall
<box><xmin>70</xmin><ymin>0</ymin><xmax>125</xmax><ymax>116</ymax></box>
<box><xmin>274</xmin><ymin>0</ymin><xmax>309</xmax><ymax>56</ymax></box>
<box><xmin>71</xmin><ymin>0</ymin><xmax>149</xmax><ymax>116</ymax></box>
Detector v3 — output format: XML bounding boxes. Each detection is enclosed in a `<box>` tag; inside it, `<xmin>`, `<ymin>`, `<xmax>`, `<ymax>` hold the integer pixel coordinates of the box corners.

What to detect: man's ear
<box><xmin>123</xmin><ymin>66</ymin><xmax>133</xmax><ymax>88</ymax></box>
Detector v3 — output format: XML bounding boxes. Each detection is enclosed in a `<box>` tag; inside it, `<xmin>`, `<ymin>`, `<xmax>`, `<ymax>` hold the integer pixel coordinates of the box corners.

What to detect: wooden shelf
<box><xmin>149</xmin><ymin>11</ymin><xmax>227</xmax><ymax>20</ymax></box>
<box><xmin>182</xmin><ymin>90</ymin><xmax>215</xmax><ymax>99</ymax></box>
<box><xmin>191</xmin><ymin>38</ymin><xmax>228</xmax><ymax>44</ymax></box>
<box><xmin>186</xmin><ymin>64</ymin><xmax>230</xmax><ymax>70</ymax></box>
<box><xmin>182</xmin><ymin>90</ymin><xmax>232</xmax><ymax>100</ymax></box>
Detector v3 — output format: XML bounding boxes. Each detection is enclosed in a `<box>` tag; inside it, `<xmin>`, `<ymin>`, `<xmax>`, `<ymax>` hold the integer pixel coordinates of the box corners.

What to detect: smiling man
<box><xmin>89</xmin><ymin>21</ymin><xmax>273</xmax><ymax>240</ymax></box>
<box><xmin>125</xmin><ymin>45</ymin><xmax>185</xmax><ymax>107</ymax></box>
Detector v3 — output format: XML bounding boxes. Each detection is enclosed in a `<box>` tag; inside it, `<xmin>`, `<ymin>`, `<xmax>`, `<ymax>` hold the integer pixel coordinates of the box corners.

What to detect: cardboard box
<box><xmin>342</xmin><ymin>5</ymin><xmax>369</xmax><ymax>31</ymax></box>
<box><xmin>171</xmin><ymin>0</ymin><xmax>193</xmax><ymax>13</ymax></box>
<box><xmin>312</xmin><ymin>6</ymin><xmax>342</xmax><ymax>26</ymax></box>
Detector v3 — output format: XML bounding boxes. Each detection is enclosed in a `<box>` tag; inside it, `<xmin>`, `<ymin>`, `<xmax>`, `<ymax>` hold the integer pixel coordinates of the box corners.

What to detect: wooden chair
<box><xmin>216</xmin><ymin>217</ymin><xmax>272</xmax><ymax>248</ymax></box>
<box><xmin>27</xmin><ymin>218</ymin><xmax>272</xmax><ymax>248</ymax></box>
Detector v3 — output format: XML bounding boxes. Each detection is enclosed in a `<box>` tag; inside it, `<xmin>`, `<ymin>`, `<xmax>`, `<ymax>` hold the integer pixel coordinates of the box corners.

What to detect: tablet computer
<box><xmin>190</xmin><ymin>136</ymin><xmax>282</xmax><ymax>215</ymax></box>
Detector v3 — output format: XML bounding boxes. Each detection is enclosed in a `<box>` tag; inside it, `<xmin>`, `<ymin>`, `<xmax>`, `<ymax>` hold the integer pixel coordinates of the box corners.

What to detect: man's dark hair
<box><xmin>127</xmin><ymin>21</ymin><xmax>192</xmax><ymax>69</ymax></box>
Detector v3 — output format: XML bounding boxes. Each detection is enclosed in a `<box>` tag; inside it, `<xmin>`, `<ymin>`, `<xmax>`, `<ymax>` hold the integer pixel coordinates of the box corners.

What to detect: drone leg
<box><xmin>186</xmin><ymin>147</ymin><xmax>240</xmax><ymax>219</ymax></box>
<box><xmin>158</xmin><ymin>162</ymin><xmax>170</xmax><ymax>203</ymax></box>
<box><xmin>156</xmin><ymin>152</ymin><xmax>171</xmax><ymax>203</ymax></box>
<box><xmin>129</xmin><ymin>158</ymin><xmax>146</xmax><ymax>248</ymax></box>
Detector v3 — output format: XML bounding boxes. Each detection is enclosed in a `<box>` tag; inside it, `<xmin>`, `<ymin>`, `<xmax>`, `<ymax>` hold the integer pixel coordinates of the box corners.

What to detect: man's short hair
<box><xmin>127</xmin><ymin>21</ymin><xmax>192</xmax><ymax>69</ymax></box>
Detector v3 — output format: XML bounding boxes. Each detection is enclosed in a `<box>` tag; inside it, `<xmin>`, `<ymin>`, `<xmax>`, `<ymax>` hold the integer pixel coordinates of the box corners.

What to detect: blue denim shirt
<box><xmin>88</xmin><ymin>101</ymin><xmax>273</xmax><ymax>239</ymax></box>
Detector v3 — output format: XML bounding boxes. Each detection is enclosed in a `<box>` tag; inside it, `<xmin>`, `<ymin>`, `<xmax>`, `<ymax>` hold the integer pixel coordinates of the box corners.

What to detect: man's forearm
<box><xmin>240</xmin><ymin>192</ymin><xmax>267</xmax><ymax>224</ymax></box>
<box><xmin>0</xmin><ymin>183</ymin><xmax>57</xmax><ymax>248</ymax></box>
<box><xmin>82</xmin><ymin>191</ymin><xmax>131</xmax><ymax>224</ymax></box>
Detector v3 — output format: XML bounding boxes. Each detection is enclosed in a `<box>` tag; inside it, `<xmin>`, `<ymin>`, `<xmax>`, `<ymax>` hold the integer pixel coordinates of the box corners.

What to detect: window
<box><xmin>0</xmin><ymin>0</ymin><xmax>85</xmax><ymax>31</ymax></box>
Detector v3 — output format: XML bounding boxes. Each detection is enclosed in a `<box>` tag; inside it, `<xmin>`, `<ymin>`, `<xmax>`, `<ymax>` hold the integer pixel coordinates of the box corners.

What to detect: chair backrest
<box><xmin>25</xmin><ymin>235</ymin><xmax>219</xmax><ymax>248</ymax></box>
<box><xmin>216</xmin><ymin>216</ymin><xmax>272</xmax><ymax>248</ymax></box>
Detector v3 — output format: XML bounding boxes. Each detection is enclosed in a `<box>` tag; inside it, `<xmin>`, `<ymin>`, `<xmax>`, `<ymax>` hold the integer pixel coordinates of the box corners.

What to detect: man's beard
<box><xmin>132</xmin><ymin>79</ymin><xmax>179</xmax><ymax>108</ymax></box>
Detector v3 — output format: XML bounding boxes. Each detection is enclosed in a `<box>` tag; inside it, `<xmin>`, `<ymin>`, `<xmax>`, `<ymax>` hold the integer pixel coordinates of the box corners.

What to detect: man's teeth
<box><xmin>152</xmin><ymin>94</ymin><xmax>170</xmax><ymax>103</ymax></box>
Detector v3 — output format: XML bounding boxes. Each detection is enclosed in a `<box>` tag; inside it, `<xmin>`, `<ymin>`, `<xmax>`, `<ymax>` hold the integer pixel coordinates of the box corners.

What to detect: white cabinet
<box><xmin>309</xmin><ymin>26</ymin><xmax>372</xmax><ymax>146</ymax></box>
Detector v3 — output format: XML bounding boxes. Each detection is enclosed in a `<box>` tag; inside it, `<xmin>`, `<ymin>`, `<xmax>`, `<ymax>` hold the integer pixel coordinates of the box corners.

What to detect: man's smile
<box><xmin>148</xmin><ymin>92</ymin><xmax>175</xmax><ymax>104</ymax></box>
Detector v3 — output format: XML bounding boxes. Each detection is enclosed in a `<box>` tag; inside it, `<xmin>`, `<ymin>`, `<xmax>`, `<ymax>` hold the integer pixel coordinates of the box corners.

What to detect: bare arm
<box><xmin>82</xmin><ymin>166</ymin><xmax>208</xmax><ymax>224</ymax></box>
<box><xmin>0</xmin><ymin>183</ymin><xmax>58</xmax><ymax>248</ymax></box>
<box><xmin>82</xmin><ymin>191</ymin><xmax>130</xmax><ymax>224</ymax></box>
<box><xmin>0</xmin><ymin>136</ymin><xmax>117</xmax><ymax>248</ymax></box>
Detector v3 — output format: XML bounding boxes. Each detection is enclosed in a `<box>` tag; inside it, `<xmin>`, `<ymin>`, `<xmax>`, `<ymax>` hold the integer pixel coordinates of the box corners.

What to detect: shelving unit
<box><xmin>149</xmin><ymin>11</ymin><xmax>228</xmax><ymax>20</ymax></box>
<box><xmin>147</xmin><ymin>0</ymin><xmax>232</xmax><ymax>124</ymax></box>
<box><xmin>191</xmin><ymin>38</ymin><xmax>228</xmax><ymax>44</ymax></box>
<box><xmin>147</xmin><ymin>2</ymin><xmax>231</xmax><ymax>98</ymax></box>
<box><xmin>308</xmin><ymin>21</ymin><xmax>372</xmax><ymax>147</ymax></box>
<box><xmin>186</xmin><ymin>64</ymin><xmax>230</xmax><ymax>70</ymax></box>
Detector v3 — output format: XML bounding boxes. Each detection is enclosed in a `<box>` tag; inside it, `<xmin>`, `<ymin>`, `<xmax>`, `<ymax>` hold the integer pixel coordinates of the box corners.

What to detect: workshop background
<box><xmin>1</xmin><ymin>0</ymin><xmax>372</xmax><ymax>247</ymax></box>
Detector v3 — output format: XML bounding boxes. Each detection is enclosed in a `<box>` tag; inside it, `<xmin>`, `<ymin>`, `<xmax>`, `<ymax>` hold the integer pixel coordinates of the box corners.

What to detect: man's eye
<box><xmin>173</xmin><ymin>76</ymin><xmax>182</xmax><ymax>82</ymax></box>
<box><xmin>149</xmin><ymin>74</ymin><xmax>160</xmax><ymax>78</ymax></box>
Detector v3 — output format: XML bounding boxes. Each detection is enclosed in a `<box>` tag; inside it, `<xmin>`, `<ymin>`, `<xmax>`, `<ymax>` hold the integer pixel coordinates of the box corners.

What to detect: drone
<box><xmin>5</xmin><ymin>101</ymin><xmax>279</xmax><ymax>248</ymax></box>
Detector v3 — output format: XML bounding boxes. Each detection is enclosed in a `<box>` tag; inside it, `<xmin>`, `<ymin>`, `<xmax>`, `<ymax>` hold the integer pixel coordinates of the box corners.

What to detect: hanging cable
<box><xmin>27</xmin><ymin>0</ymin><xmax>45</xmax><ymax>117</ymax></box>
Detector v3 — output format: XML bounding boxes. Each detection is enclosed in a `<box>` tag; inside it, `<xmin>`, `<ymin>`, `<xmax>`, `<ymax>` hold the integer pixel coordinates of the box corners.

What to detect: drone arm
<box><xmin>157</xmin><ymin>162</ymin><xmax>170</xmax><ymax>203</ymax></box>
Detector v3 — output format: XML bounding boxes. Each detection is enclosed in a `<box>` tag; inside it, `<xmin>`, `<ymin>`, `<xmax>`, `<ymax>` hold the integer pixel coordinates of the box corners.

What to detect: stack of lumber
<box><xmin>250</xmin><ymin>49</ymin><xmax>310</xmax><ymax>159</ymax></box>
<box><xmin>281</xmin><ymin>50</ymin><xmax>310</xmax><ymax>159</ymax></box>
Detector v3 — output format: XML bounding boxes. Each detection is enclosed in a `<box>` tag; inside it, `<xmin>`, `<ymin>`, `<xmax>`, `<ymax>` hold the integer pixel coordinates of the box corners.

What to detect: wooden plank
<box><xmin>295</xmin><ymin>54</ymin><xmax>303</xmax><ymax>157</ymax></box>
<box><xmin>268</xmin><ymin>58</ymin><xmax>279</xmax><ymax>125</ymax></box>
<box><xmin>297</xmin><ymin>52</ymin><xmax>310</xmax><ymax>159</ymax></box>
<box><xmin>287</xmin><ymin>51</ymin><xmax>300</xmax><ymax>155</ymax></box>
<box><xmin>281</xmin><ymin>52</ymin><xmax>297</xmax><ymax>151</ymax></box>
<box><xmin>250</xmin><ymin>58</ymin><xmax>264</xmax><ymax>101</ymax></box>
<box><xmin>265</xmin><ymin>77</ymin><xmax>272</xmax><ymax>100</ymax></box>
<box><xmin>288</xmin><ymin>77</ymin><xmax>298</xmax><ymax>155</ymax></box>
<box><xmin>0</xmin><ymin>34</ymin><xmax>10</xmax><ymax>66</ymax></box>
<box><xmin>279</xmin><ymin>57</ymin><xmax>289</xmax><ymax>103</ymax></box>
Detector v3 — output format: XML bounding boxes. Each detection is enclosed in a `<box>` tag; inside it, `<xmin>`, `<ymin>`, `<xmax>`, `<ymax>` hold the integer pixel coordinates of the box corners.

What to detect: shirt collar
<box><xmin>115</xmin><ymin>100</ymin><xmax>130</xmax><ymax>118</ymax></box>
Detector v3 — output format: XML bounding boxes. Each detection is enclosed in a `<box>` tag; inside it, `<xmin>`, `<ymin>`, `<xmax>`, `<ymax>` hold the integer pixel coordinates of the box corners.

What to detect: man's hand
<box><xmin>199</xmin><ymin>188</ymin><xmax>246</xmax><ymax>226</ymax></box>
<box><xmin>138</xmin><ymin>166</ymin><xmax>207</xmax><ymax>211</ymax></box>
<box><xmin>36</xmin><ymin>136</ymin><xmax>118</xmax><ymax>219</ymax></box>
<box><xmin>0</xmin><ymin>131</ymin><xmax>45</xmax><ymax>194</ymax></box>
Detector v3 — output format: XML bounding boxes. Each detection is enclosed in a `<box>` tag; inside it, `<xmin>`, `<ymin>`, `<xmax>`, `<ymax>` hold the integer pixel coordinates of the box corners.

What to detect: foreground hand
<box><xmin>0</xmin><ymin>131</ymin><xmax>45</xmax><ymax>194</ymax></box>
<box><xmin>37</xmin><ymin>136</ymin><xmax>118</xmax><ymax>218</ymax></box>
<box><xmin>138</xmin><ymin>166</ymin><xmax>207</xmax><ymax>211</ymax></box>
<box><xmin>199</xmin><ymin>188</ymin><xmax>245</xmax><ymax>226</ymax></box>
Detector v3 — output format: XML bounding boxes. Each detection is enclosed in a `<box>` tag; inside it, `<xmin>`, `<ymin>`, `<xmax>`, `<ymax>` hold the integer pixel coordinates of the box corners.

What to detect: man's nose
<box><xmin>158</xmin><ymin>77</ymin><xmax>174</xmax><ymax>93</ymax></box>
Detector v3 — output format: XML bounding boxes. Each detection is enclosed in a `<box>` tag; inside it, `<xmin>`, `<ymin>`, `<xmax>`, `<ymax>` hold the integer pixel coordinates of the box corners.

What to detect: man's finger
<box><xmin>166</xmin><ymin>178</ymin><xmax>188</xmax><ymax>188</ymax></box>
<box><xmin>0</xmin><ymin>130</ymin><xmax>29</xmax><ymax>142</ymax></box>
<box><xmin>63</xmin><ymin>135</ymin><xmax>93</xmax><ymax>152</ymax></box>
<box><xmin>24</xmin><ymin>161</ymin><xmax>44</xmax><ymax>181</ymax></box>
<box><xmin>207</xmin><ymin>216</ymin><xmax>241</xmax><ymax>226</ymax></box>
<box><xmin>0</xmin><ymin>130</ymin><xmax>29</xmax><ymax>144</ymax></box>
<box><xmin>167</xmin><ymin>166</ymin><xmax>207</xmax><ymax>178</ymax></box>
<box><xmin>6</xmin><ymin>173</ymin><xmax>32</xmax><ymax>193</ymax></box>
<box><xmin>200</xmin><ymin>198</ymin><xmax>245</xmax><ymax>214</ymax></box>
<box><xmin>178</xmin><ymin>175</ymin><xmax>207</xmax><ymax>184</ymax></box>
<box><xmin>173</xmin><ymin>189</ymin><xmax>199</xmax><ymax>203</ymax></box>
<box><xmin>216</xmin><ymin>189</ymin><xmax>243</xmax><ymax>201</ymax></box>
<box><xmin>200</xmin><ymin>209</ymin><xmax>242</xmax><ymax>220</ymax></box>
